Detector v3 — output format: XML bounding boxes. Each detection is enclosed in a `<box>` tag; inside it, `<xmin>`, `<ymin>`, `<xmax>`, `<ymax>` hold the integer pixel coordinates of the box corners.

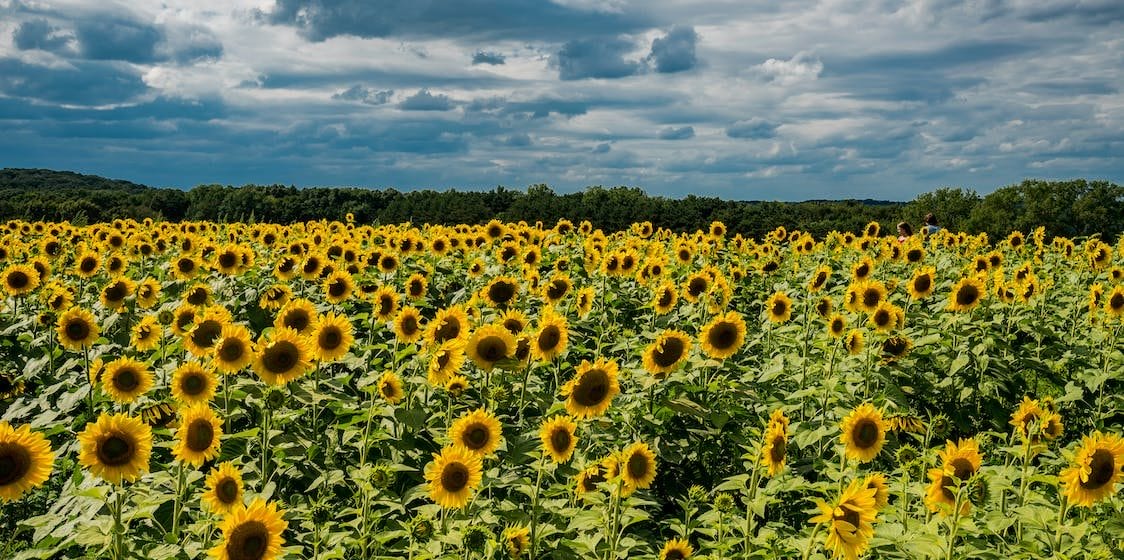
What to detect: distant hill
<box><xmin>0</xmin><ymin>168</ymin><xmax>156</xmax><ymax>193</ymax></box>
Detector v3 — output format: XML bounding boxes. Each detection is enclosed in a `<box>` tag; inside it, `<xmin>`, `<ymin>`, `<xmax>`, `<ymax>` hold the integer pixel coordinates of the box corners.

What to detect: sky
<box><xmin>0</xmin><ymin>0</ymin><xmax>1122</xmax><ymax>200</ymax></box>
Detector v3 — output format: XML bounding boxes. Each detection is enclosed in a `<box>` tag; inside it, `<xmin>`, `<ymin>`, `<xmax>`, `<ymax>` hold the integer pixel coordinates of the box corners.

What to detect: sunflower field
<box><xmin>1</xmin><ymin>217</ymin><xmax>1123</xmax><ymax>560</ymax></box>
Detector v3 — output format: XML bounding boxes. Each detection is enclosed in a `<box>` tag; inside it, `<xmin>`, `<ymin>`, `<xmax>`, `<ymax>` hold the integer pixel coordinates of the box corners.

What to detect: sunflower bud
<box><xmin>687</xmin><ymin>484</ymin><xmax>707</xmax><ymax>503</ymax></box>
<box><xmin>463</xmin><ymin>525</ymin><xmax>492</xmax><ymax>553</ymax></box>
<box><xmin>157</xmin><ymin>309</ymin><xmax>175</xmax><ymax>326</ymax></box>
<box><xmin>967</xmin><ymin>476</ymin><xmax>990</xmax><ymax>508</ymax></box>
<box><xmin>265</xmin><ymin>388</ymin><xmax>286</xmax><ymax>410</ymax></box>
<box><xmin>896</xmin><ymin>445</ymin><xmax>919</xmax><ymax>466</ymax></box>
<box><xmin>371</xmin><ymin>464</ymin><xmax>395</xmax><ymax>490</ymax></box>
<box><xmin>930</xmin><ymin>414</ymin><xmax>951</xmax><ymax>439</ymax></box>
<box><xmin>411</xmin><ymin>515</ymin><xmax>434</xmax><ymax>540</ymax></box>
<box><xmin>713</xmin><ymin>492</ymin><xmax>735</xmax><ymax>513</ymax></box>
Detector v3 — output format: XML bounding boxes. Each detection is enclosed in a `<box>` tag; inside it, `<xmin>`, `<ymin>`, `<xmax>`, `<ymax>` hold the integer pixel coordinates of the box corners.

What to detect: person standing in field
<box><xmin>897</xmin><ymin>222</ymin><xmax>913</xmax><ymax>243</ymax></box>
<box><xmin>923</xmin><ymin>213</ymin><xmax>941</xmax><ymax>235</ymax></box>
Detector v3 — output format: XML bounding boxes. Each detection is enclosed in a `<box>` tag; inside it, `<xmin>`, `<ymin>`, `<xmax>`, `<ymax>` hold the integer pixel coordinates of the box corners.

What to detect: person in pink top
<box><xmin>897</xmin><ymin>221</ymin><xmax>913</xmax><ymax>242</ymax></box>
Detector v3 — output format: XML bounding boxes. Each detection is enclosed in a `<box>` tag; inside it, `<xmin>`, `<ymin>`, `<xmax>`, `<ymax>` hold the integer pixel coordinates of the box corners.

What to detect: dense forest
<box><xmin>1</xmin><ymin>168</ymin><xmax>1121</xmax><ymax>239</ymax></box>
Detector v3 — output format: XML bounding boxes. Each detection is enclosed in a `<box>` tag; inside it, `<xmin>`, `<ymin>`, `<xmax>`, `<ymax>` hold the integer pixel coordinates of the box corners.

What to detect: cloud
<box><xmin>12</xmin><ymin>18</ymin><xmax>74</xmax><ymax>53</ymax></box>
<box><xmin>647</xmin><ymin>25</ymin><xmax>698</xmax><ymax>73</ymax></box>
<box><xmin>333</xmin><ymin>85</ymin><xmax>395</xmax><ymax>104</ymax></box>
<box><xmin>398</xmin><ymin>89</ymin><xmax>454</xmax><ymax>111</ymax></box>
<box><xmin>756</xmin><ymin>52</ymin><xmax>823</xmax><ymax>85</ymax></box>
<box><xmin>10</xmin><ymin>10</ymin><xmax>222</xmax><ymax>64</ymax></box>
<box><xmin>592</xmin><ymin>142</ymin><xmax>612</xmax><ymax>154</ymax></box>
<box><xmin>502</xmin><ymin>133</ymin><xmax>532</xmax><ymax>146</ymax></box>
<box><xmin>0</xmin><ymin>57</ymin><xmax>148</xmax><ymax>106</ymax></box>
<box><xmin>726</xmin><ymin>119</ymin><xmax>777</xmax><ymax>139</ymax></box>
<box><xmin>658</xmin><ymin>125</ymin><xmax>695</xmax><ymax>140</ymax></box>
<box><xmin>555</xmin><ymin>36</ymin><xmax>642</xmax><ymax>80</ymax></box>
<box><xmin>471</xmin><ymin>50</ymin><xmax>506</xmax><ymax>65</ymax></box>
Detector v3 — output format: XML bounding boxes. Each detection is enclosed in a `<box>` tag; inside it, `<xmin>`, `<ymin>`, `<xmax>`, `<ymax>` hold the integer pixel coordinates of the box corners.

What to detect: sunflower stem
<box><xmin>529</xmin><ymin>452</ymin><xmax>547</xmax><ymax>560</ymax></box>
<box><xmin>944</xmin><ymin>486</ymin><xmax>964</xmax><ymax>560</ymax></box>
<box><xmin>111</xmin><ymin>484</ymin><xmax>126</xmax><ymax>560</ymax></box>
<box><xmin>1052</xmin><ymin>495</ymin><xmax>1069</xmax><ymax>552</ymax></box>
<box><xmin>171</xmin><ymin>461</ymin><xmax>186</xmax><ymax>540</ymax></box>
<box><xmin>799</xmin><ymin>523</ymin><xmax>823</xmax><ymax>560</ymax></box>
<box><xmin>260</xmin><ymin>402</ymin><xmax>272</xmax><ymax>486</ymax></box>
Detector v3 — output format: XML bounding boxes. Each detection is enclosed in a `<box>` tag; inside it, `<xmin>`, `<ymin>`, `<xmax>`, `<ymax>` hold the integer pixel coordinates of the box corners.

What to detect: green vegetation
<box><xmin>1</xmin><ymin>168</ymin><xmax>1120</xmax><ymax>238</ymax></box>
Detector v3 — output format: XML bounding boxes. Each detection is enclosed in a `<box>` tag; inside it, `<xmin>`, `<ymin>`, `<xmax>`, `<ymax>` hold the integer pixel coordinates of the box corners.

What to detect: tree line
<box><xmin>1</xmin><ymin>168</ymin><xmax>1121</xmax><ymax>239</ymax></box>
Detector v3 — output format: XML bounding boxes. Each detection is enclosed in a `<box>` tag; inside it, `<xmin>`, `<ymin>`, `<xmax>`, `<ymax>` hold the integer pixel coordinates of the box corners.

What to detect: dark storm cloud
<box><xmin>647</xmin><ymin>26</ymin><xmax>698</xmax><ymax>73</ymax></box>
<box><xmin>658</xmin><ymin>126</ymin><xmax>695</xmax><ymax>140</ymax></box>
<box><xmin>264</xmin><ymin>0</ymin><xmax>653</xmax><ymax>42</ymax></box>
<box><xmin>726</xmin><ymin>119</ymin><xmax>777</xmax><ymax>139</ymax></box>
<box><xmin>554</xmin><ymin>36</ymin><xmax>642</xmax><ymax>80</ymax></box>
<box><xmin>12</xmin><ymin>18</ymin><xmax>73</xmax><ymax>52</ymax></box>
<box><xmin>0</xmin><ymin>58</ymin><xmax>148</xmax><ymax>106</ymax></box>
<box><xmin>333</xmin><ymin>85</ymin><xmax>395</xmax><ymax>104</ymax></box>
<box><xmin>471</xmin><ymin>51</ymin><xmax>505</xmax><ymax>65</ymax></box>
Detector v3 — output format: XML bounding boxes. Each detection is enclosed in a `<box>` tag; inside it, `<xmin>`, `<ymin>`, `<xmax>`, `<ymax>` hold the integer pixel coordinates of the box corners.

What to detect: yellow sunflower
<box><xmin>844</xmin><ymin>330</ymin><xmax>864</xmax><ymax>356</ymax></box>
<box><xmin>652</xmin><ymin>282</ymin><xmax>678</xmax><ymax>315</ymax></box>
<box><xmin>202</xmin><ymin>462</ymin><xmax>244</xmax><ymax>514</ymax></box>
<box><xmin>947</xmin><ymin>276</ymin><xmax>986</xmax><ymax>312</ymax></box>
<box><xmin>449</xmin><ymin>408</ymin><xmax>503</xmax><ymax>456</ymax></box>
<box><xmin>562</xmin><ymin>358</ymin><xmax>620</xmax><ymax>419</ymax></box>
<box><xmin>311</xmin><ymin>312</ymin><xmax>353</xmax><ymax>362</ymax></box>
<box><xmin>425</xmin><ymin>446</ymin><xmax>483</xmax><ymax>509</ymax></box>
<box><xmin>212</xmin><ymin>324</ymin><xmax>255</xmax><ymax>374</ymax></box>
<box><xmin>642</xmin><ymin>330</ymin><xmax>692</xmax><ymax>378</ymax></box>
<box><xmin>258</xmin><ymin>284</ymin><xmax>291</xmax><ymax>311</ymax></box>
<box><xmin>532</xmin><ymin>312</ymin><xmax>569</xmax><ymax>363</ymax></box>
<box><xmin>826</xmin><ymin>314</ymin><xmax>847</xmax><ymax>338</ymax></box>
<box><xmin>1105</xmin><ymin>285</ymin><xmax>1124</xmax><ymax>318</ymax></box>
<box><xmin>867</xmin><ymin>302</ymin><xmax>899</xmax><ymax>333</ymax></box>
<box><xmin>209</xmin><ymin>498</ymin><xmax>288</xmax><ymax>560</ymax></box>
<box><xmin>539</xmin><ymin>415</ymin><xmax>578</xmax><ymax>463</ymax></box>
<box><xmin>575</xmin><ymin>286</ymin><xmax>595</xmax><ymax>317</ymax></box>
<box><xmin>173</xmin><ymin>404</ymin><xmax>223</xmax><ymax>467</ymax></box>
<box><xmin>619</xmin><ymin>441</ymin><xmax>657</xmax><ymax>492</ymax></box>
<box><xmin>1009</xmin><ymin>396</ymin><xmax>1045</xmax><ymax>442</ymax></box>
<box><xmin>765</xmin><ymin>291</ymin><xmax>793</xmax><ymax>323</ymax></box>
<box><xmin>698</xmin><ymin>311</ymin><xmax>746</xmax><ymax>360</ymax></box>
<box><xmin>252</xmin><ymin>328</ymin><xmax>313</xmax><ymax>385</ymax></box>
<box><xmin>322</xmin><ymin>270</ymin><xmax>354</xmax><ymax>304</ymax></box>
<box><xmin>428</xmin><ymin>340</ymin><xmax>466</xmax><ymax>386</ymax></box>
<box><xmin>840</xmin><ymin>403</ymin><xmax>887</xmax><ymax>463</ymax></box>
<box><xmin>864</xmin><ymin>473</ymin><xmax>890</xmax><ymax>510</ymax></box>
<box><xmin>2</xmin><ymin>264</ymin><xmax>40</xmax><ymax>297</ymax></box>
<box><xmin>377</xmin><ymin>370</ymin><xmax>404</xmax><ymax>404</ymax></box>
<box><xmin>481</xmin><ymin>276</ymin><xmax>520</xmax><ymax>308</ymax></box>
<box><xmin>394</xmin><ymin>306</ymin><xmax>425</xmax><ymax>344</ymax></box>
<box><xmin>274</xmin><ymin>298</ymin><xmax>318</xmax><ymax>336</ymax></box>
<box><xmin>445</xmin><ymin>375</ymin><xmax>470</xmax><ymax>396</ymax></box>
<box><xmin>659</xmin><ymin>538</ymin><xmax>693</xmax><ymax>560</ymax></box>
<box><xmin>404</xmin><ymin>272</ymin><xmax>428</xmax><ymax>300</ymax></box>
<box><xmin>0</xmin><ymin>422</ymin><xmax>54</xmax><ymax>502</ymax></box>
<box><xmin>503</xmin><ymin>525</ymin><xmax>531</xmax><ymax>558</ymax></box>
<box><xmin>56</xmin><ymin>307</ymin><xmax>100</xmax><ymax>350</ymax></box>
<box><xmin>131</xmin><ymin>315</ymin><xmax>162</xmax><ymax>352</ymax></box>
<box><xmin>466</xmin><ymin>324</ymin><xmax>516</xmax><ymax>370</ymax></box>
<box><xmin>102</xmin><ymin>357</ymin><xmax>154</xmax><ymax>404</ymax></box>
<box><xmin>184</xmin><ymin>306</ymin><xmax>232</xmax><ymax>357</ymax></box>
<box><xmin>171</xmin><ymin>362</ymin><xmax>218</xmax><ymax>405</ymax></box>
<box><xmin>808</xmin><ymin>478</ymin><xmax>878</xmax><ymax>560</ymax></box>
<box><xmin>426</xmin><ymin>305</ymin><xmax>470</xmax><ymax>346</ymax></box>
<box><xmin>77</xmin><ymin>413</ymin><xmax>153</xmax><ymax>484</ymax></box>
<box><xmin>761</xmin><ymin>423</ymin><xmax>788</xmax><ymax>478</ymax></box>
<box><xmin>925</xmin><ymin>438</ymin><xmax>983</xmax><ymax>515</ymax></box>
<box><xmin>808</xmin><ymin>264</ymin><xmax>831</xmax><ymax>292</ymax></box>
<box><xmin>908</xmin><ymin>266</ymin><xmax>936</xmax><ymax>300</ymax></box>
<box><xmin>1059</xmin><ymin>431</ymin><xmax>1124</xmax><ymax>507</ymax></box>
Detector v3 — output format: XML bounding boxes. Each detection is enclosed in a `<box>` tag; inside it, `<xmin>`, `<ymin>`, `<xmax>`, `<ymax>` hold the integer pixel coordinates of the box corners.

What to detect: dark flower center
<box><xmin>651</xmin><ymin>336</ymin><xmax>685</xmax><ymax>368</ymax></box>
<box><xmin>192</xmin><ymin>320</ymin><xmax>222</xmax><ymax>349</ymax></box>
<box><xmin>187</xmin><ymin>419</ymin><xmax>215</xmax><ymax>452</ymax></box>
<box><xmin>853</xmin><ymin>419</ymin><xmax>879</xmax><ymax>448</ymax></box>
<box><xmin>627</xmin><ymin>452</ymin><xmax>650</xmax><ymax>480</ymax></box>
<box><xmin>956</xmin><ymin>284</ymin><xmax>980</xmax><ymax>306</ymax></box>
<box><xmin>98</xmin><ymin>435</ymin><xmax>134</xmax><ymax>466</ymax></box>
<box><xmin>318</xmin><ymin>327</ymin><xmax>342</xmax><ymax>351</ymax></box>
<box><xmin>1081</xmin><ymin>449</ymin><xmax>1115</xmax><ymax>489</ymax></box>
<box><xmin>227</xmin><ymin>520</ymin><xmax>269</xmax><ymax>560</ymax></box>
<box><xmin>441</xmin><ymin>462</ymin><xmax>469</xmax><ymax>492</ymax></box>
<box><xmin>537</xmin><ymin>326</ymin><xmax>561</xmax><ymax>352</ymax></box>
<box><xmin>262</xmin><ymin>341</ymin><xmax>299</xmax><ymax>374</ymax></box>
<box><xmin>219</xmin><ymin>339</ymin><xmax>245</xmax><ymax>363</ymax></box>
<box><xmin>114</xmin><ymin>368</ymin><xmax>140</xmax><ymax>393</ymax></box>
<box><xmin>65</xmin><ymin>319</ymin><xmax>91</xmax><ymax>342</ymax></box>
<box><xmin>707</xmin><ymin>322</ymin><xmax>738</xmax><ymax>350</ymax></box>
<box><xmin>283</xmin><ymin>310</ymin><xmax>310</xmax><ymax>332</ymax></box>
<box><xmin>549</xmin><ymin>428</ymin><xmax>571</xmax><ymax>454</ymax></box>
<box><xmin>573</xmin><ymin>369</ymin><xmax>610</xmax><ymax>407</ymax></box>
<box><xmin>463</xmin><ymin>425</ymin><xmax>489</xmax><ymax>449</ymax></box>
<box><xmin>0</xmin><ymin>443</ymin><xmax>31</xmax><ymax>486</ymax></box>
<box><xmin>913</xmin><ymin>275</ymin><xmax>931</xmax><ymax>293</ymax></box>
<box><xmin>182</xmin><ymin>373</ymin><xmax>206</xmax><ymax>395</ymax></box>
<box><xmin>770</xmin><ymin>436</ymin><xmax>786</xmax><ymax>464</ymax></box>
<box><xmin>476</xmin><ymin>336</ymin><xmax>508</xmax><ymax>362</ymax></box>
<box><xmin>216</xmin><ymin>478</ymin><xmax>239</xmax><ymax>503</ymax></box>
<box><xmin>7</xmin><ymin>271</ymin><xmax>29</xmax><ymax>289</ymax></box>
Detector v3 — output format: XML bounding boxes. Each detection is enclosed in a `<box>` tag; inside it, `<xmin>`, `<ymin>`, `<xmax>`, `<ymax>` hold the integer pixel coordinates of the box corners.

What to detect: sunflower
<box><xmin>359</xmin><ymin>371</ymin><xmax>398</xmax><ymax>407</ymax></box>
<box><xmin>840</xmin><ymin>403</ymin><xmax>887</xmax><ymax>463</ymax></box>
<box><xmin>1105</xmin><ymin>285</ymin><xmax>1124</xmax><ymax>318</ymax></box>
<box><xmin>844</xmin><ymin>330</ymin><xmax>864</xmax><ymax>355</ymax></box>
<box><xmin>1059</xmin><ymin>431</ymin><xmax>1124</xmax><ymax>507</ymax></box>
<box><xmin>699</xmin><ymin>311</ymin><xmax>746</xmax><ymax>360</ymax></box>
<box><xmin>808</xmin><ymin>264</ymin><xmax>831</xmax><ymax>292</ymax></box>
<box><xmin>449</xmin><ymin>408</ymin><xmax>503</xmax><ymax>456</ymax></box>
<box><xmin>258</xmin><ymin>284</ymin><xmax>291</xmax><ymax>311</ymax></box>
<box><xmin>682</xmin><ymin>272</ymin><xmax>710</xmax><ymax>303</ymax></box>
<box><xmin>880</xmin><ymin>336</ymin><xmax>912</xmax><ymax>362</ymax></box>
<box><xmin>539</xmin><ymin>415</ymin><xmax>578</xmax><ymax>463</ymax></box>
<box><xmin>867</xmin><ymin>302</ymin><xmax>899</xmax><ymax>333</ymax></box>
<box><xmin>425</xmin><ymin>446</ymin><xmax>483</xmax><ymax>509</ymax></box>
<box><xmin>542</xmin><ymin>274</ymin><xmax>572</xmax><ymax>304</ymax></box>
<box><xmin>0</xmin><ymin>422</ymin><xmax>54</xmax><ymax>502</ymax></box>
<box><xmin>102</xmin><ymin>357</ymin><xmax>154</xmax><ymax>404</ymax></box>
<box><xmin>402</xmin><ymin>272</ymin><xmax>428</xmax><ymax>301</ymax></box>
<box><xmin>213</xmin><ymin>324</ymin><xmax>254</xmax><ymax>374</ymax></box>
<box><xmin>172</xmin><ymin>304</ymin><xmax>199</xmax><ymax>337</ymax></box>
<box><xmin>209</xmin><ymin>498</ymin><xmax>288</xmax><ymax>560</ymax></box>
<box><xmin>173</xmin><ymin>404</ymin><xmax>223</xmax><ymax>467</ymax></box>
<box><xmin>428</xmin><ymin>340</ymin><xmax>466</xmax><ymax>387</ymax></box>
<box><xmin>2</xmin><ymin>264</ymin><xmax>39</xmax><ymax>297</ymax></box>
<box><xmin>864</xmin><ymin>473</ymin><xmax>890</xmax><ymax>509</ymax></box>
<box><xmin>853</xmin><ymin>280</ymin><xmax>887</xmax><ymax>313</ymax></box>
<box><xmin>907</xmin><ymin>266</ymin><xmax>936</xmax><ymax>300</ymax></box>
<box><xmin>394</xmin><ymin>306</ymin><xmax>424</xmax><ymax>344</ymax></box>
<box><xmin>426</xmin><ymin>305</ymin><xmax>470</xmax><ymax>346</ymax></box>
<box><xmin>760</xmin><ymin>423</ymin><xmax>788</xmax><ymax>477</ymax></box>
<box><xmin>947</xmin><ymin>276</ymin><xmax>986</xmax><ymax>312</ymax></box>
<box><xmin>562</xmin><ymin>358</ymin><xmax>621</xmax><ymax>419</ymax></box>
<box><xmin>77</xmin><ymin>413</ymin><xmax>152</xmax><ymax>484</ymax></box>
<box><xmin>184</xmin><ymin>283</ymin><xmax>211</xmax><ymax>307</ymax></box>
<box><xmin>445</xmin><ymin>375</ymin><xmax>470</xmax><ymax>396</ymax></box>
<box><xmin>171</xmin><ymin>362</ymin><xmax>218</xmax><ymax>405</ymax></box>
<box><xmin>532</xmin><ymin>313</ymin><xmax>569</xmax><ymax>363</ymax></box>
<box><xmin>642</xmin><ymin>330</ymin><xmax>692</xmax><ymax>378</ymax></box>
<box><xmin>815</xmin><ymin>297</ymin><xmax>833</xmax><ymax>318</ymax></box>
<box><xmin>808</xmin><ymin>478</ymin><xmax>878</xmax><ymax>560</ymax></box>
<box><xmin>466</xmin><ymin>324</ymin><xmax>516</xmax><ymax>370</ymax></box>
<box><xmin>131</xmin><ymin>315</ymin><xmax>162</xmax><ymax>352</ymax></box>
<box><xmin>252</xmin><ymin>328</ymin><xmax>313</xmax><ymax>385</ymax></box>
<box><xmin>322</xmin><ymin>270</ymin><xmax>354</xmax><ymax>304</ymax></box>
<box><xmin>652</xmin><ymin>283</ymin><xmax>678</xmax><ymax>315</ymax></box>
<box><xmin>765</xmin><ymin>291</ymin><xmax>793</xmax><ymax>323</ymax></box>
<box><xmin>310</xmin><ymin>312</ymin><xmax>353</xmax><ymax>362</ymax></box>
<box><xmin>925</xmin><ymin>438</ymin><xmax>983</xmax><ymax>515</ymax></box>
<box><xmin>503</xmin><ymin>525</ymin><xmax>530</xmax><ymax>558</ymax></box>
<box><xmin>619</xmin><ymin>441</ymin><xmax>657</xmax><ymax>492</ymax></box>
<box><xmin>575</xmin><ymin>286</ymin><xmax>595</xmax><ymax>317</ymax></box>
<box><xmin>274</xmin><ymin>298</ymin><xmax>318</xmax><ymax>336</ymax></box>
<box><xmin>481</xmin><ymin>276</ymin><xmax>519</xmax><ymax>308</ymax></box>
<box><xmin>1009</xmin><ymin>396</ymin><xmax>1045</xmax><ymax>442</ymax></box>
<box><xmin>851</xmin><ymin>256</ymin><xmax>875</xmax><ymax>282</ymax></box>
<box><xmin>659</xmin><ymin>538</ymin><xmax>693</xmax><ymax>560</ymax></box>
<box><xmin>826</xmin><ymin>314</ymin><xmax>847</xmax><ymax>339</ymax></box>
<box><xmin>74</xmin><ymin>251</ymin><xmax>101</xmax><ymax>278</ymax></box>
<box><xmin>56</xmin><ymin>307</ymin><xmax>99</xmax><ymax>350</ymax></box>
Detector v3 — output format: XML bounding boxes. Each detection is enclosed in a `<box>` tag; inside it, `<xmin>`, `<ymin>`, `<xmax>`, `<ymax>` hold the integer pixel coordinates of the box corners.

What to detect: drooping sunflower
<box><xmin>619</xmin><ymin>441</ymin><xmax>657</xmax><ymax>492</ymax></box>
<box><xmin>1059</xmin><ymin>431</ymin><xmax>1124</xmax><ymax>507</ymax></box>
<box><xmin>212</xmin><ymin>324</ymin><xmax>254</xmax><ymax>374</ymax></box>
<box><xmin>539</xmin><ymin>415</ymin><xmax>578</xmax><ymax>463</ymax></box>
<box><xmin>449</xmin><ymin>408</ymin><xmax>503</xmax><ymax>456</ymax></box>
<box><xmin>173</xmin><ymin>404</ymin><xmax>223</xmax><ymax>467</ymax></box>
<box><xmin>808</xmin><ymin>478</ymin><xmax>878</xmax><ymax>560</ymax></box>
<box><xmin>659</xmin><ymin>538</ymin><xmax>693</xmax><ymax>560</ymax></box>
<box><xmin>503</xmin><ymin>525</ymin><xmax>531</xmax><ymax>558</ymax></box>
<box><xmin>575</xmin><ymin>286</ymin><xmax>595</xmax><ymax>317</ymax></box>
<box><xmin>310</xmin><ymin>312</ymin><xmax>353</xmax><ymax>362</ymax></box>
<box><xmin>426</xmin><ymin>305</ymin><xmax>470</xmax><ymax>346</ymax></box>
<box><xmin>881</xmin><ymin>336</ymin><xmax>912</xmax><ymax>363</ymax></box>
<box><xmin>815</xmin><ymin>296</ymin><xmax>833</xmax><ymax>318</ymax></box>
<box><xmin>252</xmin><ymin>328</ymin><xmax>313</xmax><ymax>385</ymax></box>
<box><xmin>851</xmin><ymin>256</ymin><xmax>875</xmax><ymax>282</ymax></box>
<box><xmin>760</xmin><ymin>423</ymin><xmax>788</xmax><ymax>478</ymax></box>
<box><xmin>532</xmin><ymin>312</ymin><xmax>569</xmax><ymax>363</ymax></box>
<box><xmin>2</xmin><ymin>264</ymin><xmax>40</xmax><ymax>297</ymax></box>
<box><xmin>840</xmin><ymin>403</ymin><xmax>887</xmax><ymax>463</ymax></box>
<box><xmin>925</xmin><ymin>438</ymin><xmax>983</xmax><ymax>515</ymax></box>
<box><xmin>394</xmin><ymin>306</ymin><xmax>425</xmax><ymax>344</ymax></box>
<box><xmin>377</xmin><ymin>370</ymin><xmax>405</xmax><ymax>404</ymax></box>
<box><xmin>131</xmin><ymin>315</ymin><xmax>163</xmax><ymax>352</ymax></box>
<box><xmin>274</xmin><ymin>298</ymin><xmax>318</xmax><ymax>336</ymax></box>
<box><xmin>652</xmin><ymin>282</ymin><xmax>678</xmax><ymax>315</ymax></box>
<box><xmin>0</xmin><ymin>422</ymin><xmax>54</xmax><ymax>502</ymax></box>
<box><xmin>77</xmin><ymin>413</ymin><xmax>153</xmax><ymax>484</ymax></box>
<box><xmin>425</xmin><ymin>446</ymin><xmax>483</xmax><ymax>509</ymax></box>
<box><xmin>765</xmin><ymin>291</ymin><xmax>793</xmax><ymax>324</ymax></box>
<box><xmin>1009</xmin><ymin>396</ymin><xmax>1045</xmax><ymax>442</ymax></box>
<box><xmin>808</xmin><ymin>264</ymin><xmax>831</xmax><ymax>292</ymax></box>
<box><xmin>699</xmin><ymin>311</ymin><xmax>746</xmax><ymax>360</ymax></box>
<box><xmin>947</xmin><ymin>276</ymin><xmax>986</xmax><ymax>312</ymax></box>
<box><xmin>466</xmin><ymin>324</ymin><xmax>516</xmax><ymax>370</ymax></box>
<box><xmin>844</xmin><ymin>330</ymin><xmax>864</xmax><ymax>356</ymax></box>
<box><xmin>56</xmin><ymin>307</ymin><xmax>99</xmax><ymax>350</ymax></box>
<box><xmin>171</xmin><ymin>362</ymin><xmax>218</xmax><ymax>405</ymax></box>
<box><xmin>209</xmin><ymin>498</ymin><xmax>288</xmax><ymax>560</ymax></box>
<box><xmin>102</xmin><ymin>357</ymin><xmax>154</xmax><ymax>404</ymax></box>
<box><xmin>562</xmin><ymin>358</ymin><xmax>620</xmax><ymax>419</ymax></box>
<box><xmin>642</xmin><ymin>330</ymin><xmax>692</xmax><ymax>378</ymax></box>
